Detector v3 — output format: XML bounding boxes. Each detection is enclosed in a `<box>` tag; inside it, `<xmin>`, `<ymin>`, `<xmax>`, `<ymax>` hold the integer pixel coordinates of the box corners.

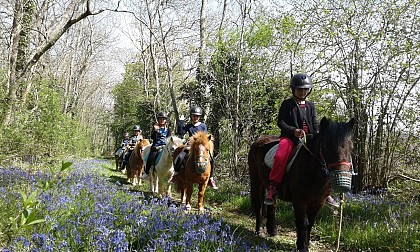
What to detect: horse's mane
<box><xmin>320</xmin><ymin>121</ymin><xmax>352</xmax><ymax>145</ymax></box>
<box><xmin>134</xmin><ymin>139</ymin><xmax>150</xmax><ymax>152</ymax></box>
<box><xmin>166</xmin><ymin>136</ymin><xmax>184</xmax><ymax>146</ymax></box>
<box><xmin>189</xmin><ymin>132</ymin><xmax>214</xmax><ymax>154</ymax></box>
<box><xmin>309</xmin><ymin>119</ymin><xmax>353</xmax><ymax>156</ymax></box>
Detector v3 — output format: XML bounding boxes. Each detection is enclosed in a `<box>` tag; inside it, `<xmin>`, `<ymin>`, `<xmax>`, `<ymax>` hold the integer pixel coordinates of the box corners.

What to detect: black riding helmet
<box><xmin>156</xmin><ymin>112</ymin><xmax>167</xmax><ymax>119</ymax></box>
<box><xmin>189</xmin><ymin>106</ymin><xmax>203</xmax><ymax>116</ymax></box>
<box><xmin>290</xmin><ymin>73</ymin><xmax>312</xmax><ymax>100</ymax></box>
<box><xmin>290</xmin><ymin>73</ymin><xmax>313</xmax><ymax>89</ymax></box>
<box><xmin>132</xmin><ymin>125</ymin><xmax>141</xmax><ymax>131</ymax></box>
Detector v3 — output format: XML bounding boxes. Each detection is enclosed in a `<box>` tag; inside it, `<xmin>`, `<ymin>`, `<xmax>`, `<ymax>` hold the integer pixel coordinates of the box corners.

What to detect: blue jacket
<box><xmin>177</xmin><ymin>120</ymin><xmax>207</xmax><ymax>138</ymax></box>
<box><xmin>151</xmin><ymin>127</ymin><xmax>171</xmax><ymax>146</ymax></box>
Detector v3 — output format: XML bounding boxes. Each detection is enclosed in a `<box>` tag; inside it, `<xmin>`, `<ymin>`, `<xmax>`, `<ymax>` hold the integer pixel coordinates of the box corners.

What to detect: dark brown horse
<box><xmin>127</xmin><ymin>139</ymin><xmax>150</xmax><ymax>185</ymax></box>
<box><xmin>176</xmin><ymin>132</ymin><xmax>213</xmax><ymax>211</ymax></box>
<box><xmin>248</xmin><ymin>117</ymin><xmax>354</xmax><ymax>251</ymax></box>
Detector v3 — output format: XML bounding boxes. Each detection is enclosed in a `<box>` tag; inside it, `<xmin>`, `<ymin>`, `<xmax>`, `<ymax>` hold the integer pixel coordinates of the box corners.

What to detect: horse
<box><xmin>142</xmin><ymin>136</ymin><xmax>184</xmax><ymax>197</ymax></box>
<box><xmin>114</xmin><ymin>147</ymin><xmax>125</xmax><ymax>171</ymax></box>
<box><xmin>126</xmin><ymin>139</ymin><xmax>150</xmax><ymax>185</ymax></box>
<box><xmin>176</xmin><ymin>132</ymin><xmax>213</xmax><ymax>211</ymax></box>
<box><xmin>248</xmin><ymin>117</ymin><xmax>354</xmax><ymax>251</ymax></box>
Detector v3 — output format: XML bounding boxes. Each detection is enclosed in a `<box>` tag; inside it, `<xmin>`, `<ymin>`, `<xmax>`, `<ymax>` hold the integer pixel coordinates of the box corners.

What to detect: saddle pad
<box><xmin>264</xmin><ymin>142</ymin><xmax>303</xmax><ymax>171</ymax></box>
<box><xmin>264</xmin><ymin>144</ymin><xmax>278</xmax><ymax>169</ymax></box>
<box><xmin>115</xmin><ymin>147</ymin><xmax>123</xmax><ymax>157</ymax></box>
<box><xmin>154</xmin><ymin>149</ymin><xmax>163</xmax><ymax>166</ymax></box>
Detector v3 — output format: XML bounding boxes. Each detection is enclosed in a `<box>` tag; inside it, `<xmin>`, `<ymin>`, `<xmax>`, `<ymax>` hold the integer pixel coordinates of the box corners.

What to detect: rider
<box><xmin>170</xmin><ymin>106</ymin><xmax>218</xmax><ymax>189</ymax></box>
<box><xmin>141</xmin><ymin>112</ymin><xmax>172</xmax><ymax>179</ymax></box>
<box><xmin>117</xmin><ymin>132</ymin><xmax>130</xmax><ymax>169</ymax></box>
<box><xmin>122</xmin><ymin>125</ymin><xmax>143</xmax><ymax>170</ymax></box>
<box><xmin>264</xmin><ymin>73</ymin><xmax>338</xmax><ymax>207</ymax></box>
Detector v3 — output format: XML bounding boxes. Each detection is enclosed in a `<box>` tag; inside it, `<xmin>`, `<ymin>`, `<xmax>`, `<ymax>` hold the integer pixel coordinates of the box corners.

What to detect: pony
<box><xmin>114</xmin><ymin>147</ymin><xmax>126</xmax><ymax>171</ymax></box>
<box><xmin>142</xmin><ymin>136</ymin><xmax>184</xmax><ymax>197</ymax></box>
<box><xmin>126</xmin><ymin>139</ymin><xmax>150</xmax><ymax>185</ymax></box>
<box><xmin>176</xmin><ymin>132</ymin><xmax>213</xmax><ymax>211</ymax></box>
<box><xmin>248</xmin><ymin>117</ymin><xmax>354</xmax><ymax>251</ymax></box>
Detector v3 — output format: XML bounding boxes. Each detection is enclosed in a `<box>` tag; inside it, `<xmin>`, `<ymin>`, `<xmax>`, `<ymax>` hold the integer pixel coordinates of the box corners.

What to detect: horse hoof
<box><xmin>185</xmin><ymin>204</ymin><xmax>191</xmax><ymax>210</ymax></box>
<box><xmin>198</xmin><ymin>207</ymin><xmax>204</xmax><ymax>212</ymax></box>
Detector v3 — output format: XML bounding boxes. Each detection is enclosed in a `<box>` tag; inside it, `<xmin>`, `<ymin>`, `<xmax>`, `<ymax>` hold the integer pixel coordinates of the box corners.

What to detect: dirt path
<box><xmin>217</xmin><ymin>207</ymin><xmax>337</xmax><ymax>252</ymax></box>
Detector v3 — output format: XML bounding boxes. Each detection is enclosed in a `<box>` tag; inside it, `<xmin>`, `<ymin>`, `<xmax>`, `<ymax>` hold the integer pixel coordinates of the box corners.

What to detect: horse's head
<box><xmin>134</xmin><ymin>139</ymin><xmax>151</xmax><ymax>156</ymax></box>
<box><xmin>189</xmin><ymin>132</ymin><xmax>213</xmax><ymax>173</ymax></box>
<box><xmin>317</xmin><ymin>117</ymin><xmax>355</xmax><ymax>192</ymax></box>
<box><xmin>166</xmin><ymin>136</ymin><xmax>184</xmax><ymax>157</ymax></box>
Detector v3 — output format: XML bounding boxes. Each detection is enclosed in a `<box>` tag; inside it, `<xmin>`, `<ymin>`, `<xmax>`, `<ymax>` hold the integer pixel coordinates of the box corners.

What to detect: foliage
<box><xmin>0</xmin><ymin>79</ymin><xmax>94</xmax><ymax>162</ymax></box>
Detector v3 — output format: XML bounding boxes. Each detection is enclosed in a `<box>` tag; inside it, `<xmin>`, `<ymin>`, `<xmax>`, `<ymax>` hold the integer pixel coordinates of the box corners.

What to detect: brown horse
<box><xmin>248</xmin><ymin>117</ymin><xmax>354</xmax><ymax>251</ymax></box>
<box><xmin>127</xmin><ymin>139</ymin><xmax>150</xmax><ymax>185</ymax></box>
<box><xmin>176</xmin><ymin>132</ymin><xmax>213</xmax><ymax>211</ymax></box>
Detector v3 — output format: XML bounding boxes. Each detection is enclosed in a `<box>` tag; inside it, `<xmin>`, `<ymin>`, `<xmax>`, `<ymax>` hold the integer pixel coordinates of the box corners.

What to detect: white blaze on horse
<box><xmin>142</xmin><ymin>136</ymin><xmax>184</xmax><ymax>197</ymax></box>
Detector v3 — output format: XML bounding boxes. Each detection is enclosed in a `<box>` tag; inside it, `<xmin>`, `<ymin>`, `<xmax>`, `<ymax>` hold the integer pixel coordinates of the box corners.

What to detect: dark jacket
<box><xmin>177</xmin><ymin>120</ymin><xmax>207</xmax><ymax>138</ymax></box>
<box><xmin>277</xmin><ymin>97</ymin><xmax>319</xmax><ymax>144</ymax></box>
<box><xmin>151</xmin><ymin>127</ymin><xmax>171</xmax><ymax>147</ymax></box>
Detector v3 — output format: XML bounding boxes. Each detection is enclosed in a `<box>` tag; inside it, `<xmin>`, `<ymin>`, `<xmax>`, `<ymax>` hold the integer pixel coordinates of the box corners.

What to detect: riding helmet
<box><xmin>132</xmin><ymin>125</ymin><xmax>141</xmax><ymax>131</ymax></box>
<box><xmin>290</xmin><ymin>73</ymin><xmax>313</xmax><ymax>89</ymax></box>
<box><xmin>189</xmin><ymin>106</ymin><xmax>203</xmax><ymax>116</ymax></box>
<box><xmin>156</xmin><ymin>112</ymin><xmax>167</xmax><ymax>119</ymax></box>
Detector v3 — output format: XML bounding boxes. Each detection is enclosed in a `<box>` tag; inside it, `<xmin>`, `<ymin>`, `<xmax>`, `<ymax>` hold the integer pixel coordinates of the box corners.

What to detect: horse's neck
<box><xmin>161</xmin><ymin>147</ymin><xmax>172</xmax><ymax>164</ymax></box>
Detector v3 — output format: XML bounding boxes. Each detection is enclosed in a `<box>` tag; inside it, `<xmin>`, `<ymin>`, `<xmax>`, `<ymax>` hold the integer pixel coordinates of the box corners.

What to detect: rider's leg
<box><xmin>141</xmin><ymin>149</ymin><xmax>156</xmax><ymax>179</ymax></box>
<box><xmin>208</xmin><ymin>156</ymin><xmax>218</xmax><ymax>189</ymax></box>
<box><xmin>169</xmin><ymin>150</ymin><xmax>187</xmax><ymax>184</ymax></box>
<box><xmin>264</xmin><ymin>137</ymin><xmax>294</xmax><ymax>205</ymax></box>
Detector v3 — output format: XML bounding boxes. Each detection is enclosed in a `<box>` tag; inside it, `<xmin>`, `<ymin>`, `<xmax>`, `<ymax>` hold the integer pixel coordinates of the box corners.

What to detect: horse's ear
<box><xmin>170</xmin><ymin>136</ymin><xmax>174</xmax><ymax>142</ymax></box>
<box><xmin>207</xmin><ymin>134</ymin><xmax>212</xmax><ymax>141</ymax></box>
<box><xmin>347</xmin><ymin>118</ymin><xmax>356</xmax><ymax>129</ymax></box>
<box><xmin>320</xmin><ymin>117</ymin><xmax>329</xmax><ymax>131</ymax></box>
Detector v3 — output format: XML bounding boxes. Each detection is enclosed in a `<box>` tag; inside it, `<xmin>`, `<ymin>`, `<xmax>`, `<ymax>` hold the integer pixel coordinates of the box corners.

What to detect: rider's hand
<box><xmin>294</xmin><ymin>129</ymin><xmax>304</xmax><ymax>138</ymax></box>
<box><xmin>153</xmin><ymin>124</ymin><xmax>159</xmax><ymax>131</ymax></box>
<box><xmin>180</xmin><ymin>115</ymin><xmax>185</xmax><ymax>120</ymax></box>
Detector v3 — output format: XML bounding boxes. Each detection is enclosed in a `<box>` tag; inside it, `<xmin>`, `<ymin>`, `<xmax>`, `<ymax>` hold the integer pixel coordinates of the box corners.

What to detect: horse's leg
<box><xmin>293</xmin><ymin>204</ymin><xmax>310</xmax><ymax>252</ymax></box>
<box><xmin>307</xmin><ymin>205</ymin><xmax>322</xmax><ymax>247</ymax></box>
<box><xmin>197</xmin><ymin>182</ymin><xmax>206</xmax><ymax>211</ymax></box>
<box><xmin>266</xmin><ymin>205</ymin><xmax>277</xmax><ymax>236</ymax></box>
<box><xmin>115</xmin><ymin>155</ymin><xmax>119</xmax><ymax>170</ymax></box>
<box><xmin>250</xmin><ymin>176</ymin><xmax>266</xmax><ymax>235</ymax></box>
<box><xmin>154</xmin><ymin>174</ymin><xmax>159</xmax><ymax>193</ymax></box>
<box><xmin>185</xmin><ymin>182</ymin><xmax>193</xmax><ymax>210</ymax></box>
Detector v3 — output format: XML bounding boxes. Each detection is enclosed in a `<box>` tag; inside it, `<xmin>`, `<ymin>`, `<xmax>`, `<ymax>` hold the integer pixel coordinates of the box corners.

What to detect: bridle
<box><xmin>299</xmin><ymin>135</ymin><xmax>352</xmax><ymax>175</ymax></box>
<box><xmin>193</xmin><ymin>144</ymin><xmax>211</xmax><ymax>169</ymax></box>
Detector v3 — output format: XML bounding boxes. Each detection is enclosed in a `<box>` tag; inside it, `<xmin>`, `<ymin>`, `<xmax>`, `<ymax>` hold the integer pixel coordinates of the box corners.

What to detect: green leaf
<box><xmin>61</xmin><ymin>161</ymin><xmax>72</xmax><ymax>171</ymax></box>
<box><xmin>26</xmin><ymin>219</ymin><xmax>45</xmax><ymax>226</ymax></box>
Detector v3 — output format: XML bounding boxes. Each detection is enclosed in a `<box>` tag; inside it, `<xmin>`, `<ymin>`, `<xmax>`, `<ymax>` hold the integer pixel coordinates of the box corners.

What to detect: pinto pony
<box><xmin>248</xmin><ymin>117</ymin><xmax>354</xmax><ymax>251</ymax></box>
<box><xmin>142</xmin><ymin>136</ymin><xmax>184</xmax><ymax>197</ymax></box>
<box><xmin>127</xmin><ymin>139</ymin><xmax>150</xmax><ymax>185</ymax></box>
<box><xmin>176</xmin><ymin>132</ymin><xmax>213</xmax><ymax>211</ymax></box>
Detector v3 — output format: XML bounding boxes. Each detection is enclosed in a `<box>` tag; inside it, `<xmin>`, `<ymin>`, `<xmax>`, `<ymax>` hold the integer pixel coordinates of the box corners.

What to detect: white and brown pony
<box><xmin>142</xmin><ymin>136</ymin><xmax>184</xmax><ymax>197</ymax></box>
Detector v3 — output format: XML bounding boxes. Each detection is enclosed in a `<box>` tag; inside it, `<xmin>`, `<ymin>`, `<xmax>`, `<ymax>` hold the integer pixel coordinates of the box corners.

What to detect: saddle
<box><xmin>174</xmin><ymin>146</ymin><xmax>190</xmax><ymax>171</ymax></box>
<box><xmin>144</xmin><ymin>146</ymin><xmax>164</xmax><ymax>169</ymax></box>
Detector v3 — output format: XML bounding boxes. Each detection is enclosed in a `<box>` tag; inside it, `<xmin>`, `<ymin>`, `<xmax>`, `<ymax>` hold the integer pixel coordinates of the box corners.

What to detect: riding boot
<box><xmin>140</xmin><ymin>165</ymin><xmax>150</xmax><ymax>179</ymax></box>
<box><xmin>169</xmin><ymin>172</ymin><xmax>178</xmax><ymax>184</ymax></box>
<box><xmin>208</xmin><ymin>177</ymin><xmax>218</xmax><ymax>190</ymax></box>
<box><xmin>208</xmin><ymin>157</ymin><xmax>218</xmax><ymax>189</ymax></box>
<box><xmin>325</xmin><ymin>195</ymin><xmax>339</xmax><ymax>208</ymax></box>
<box><xmin>264</xmin><ymin>184</ymin><xmax>279</xmax><ymax>206</ymax></box>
